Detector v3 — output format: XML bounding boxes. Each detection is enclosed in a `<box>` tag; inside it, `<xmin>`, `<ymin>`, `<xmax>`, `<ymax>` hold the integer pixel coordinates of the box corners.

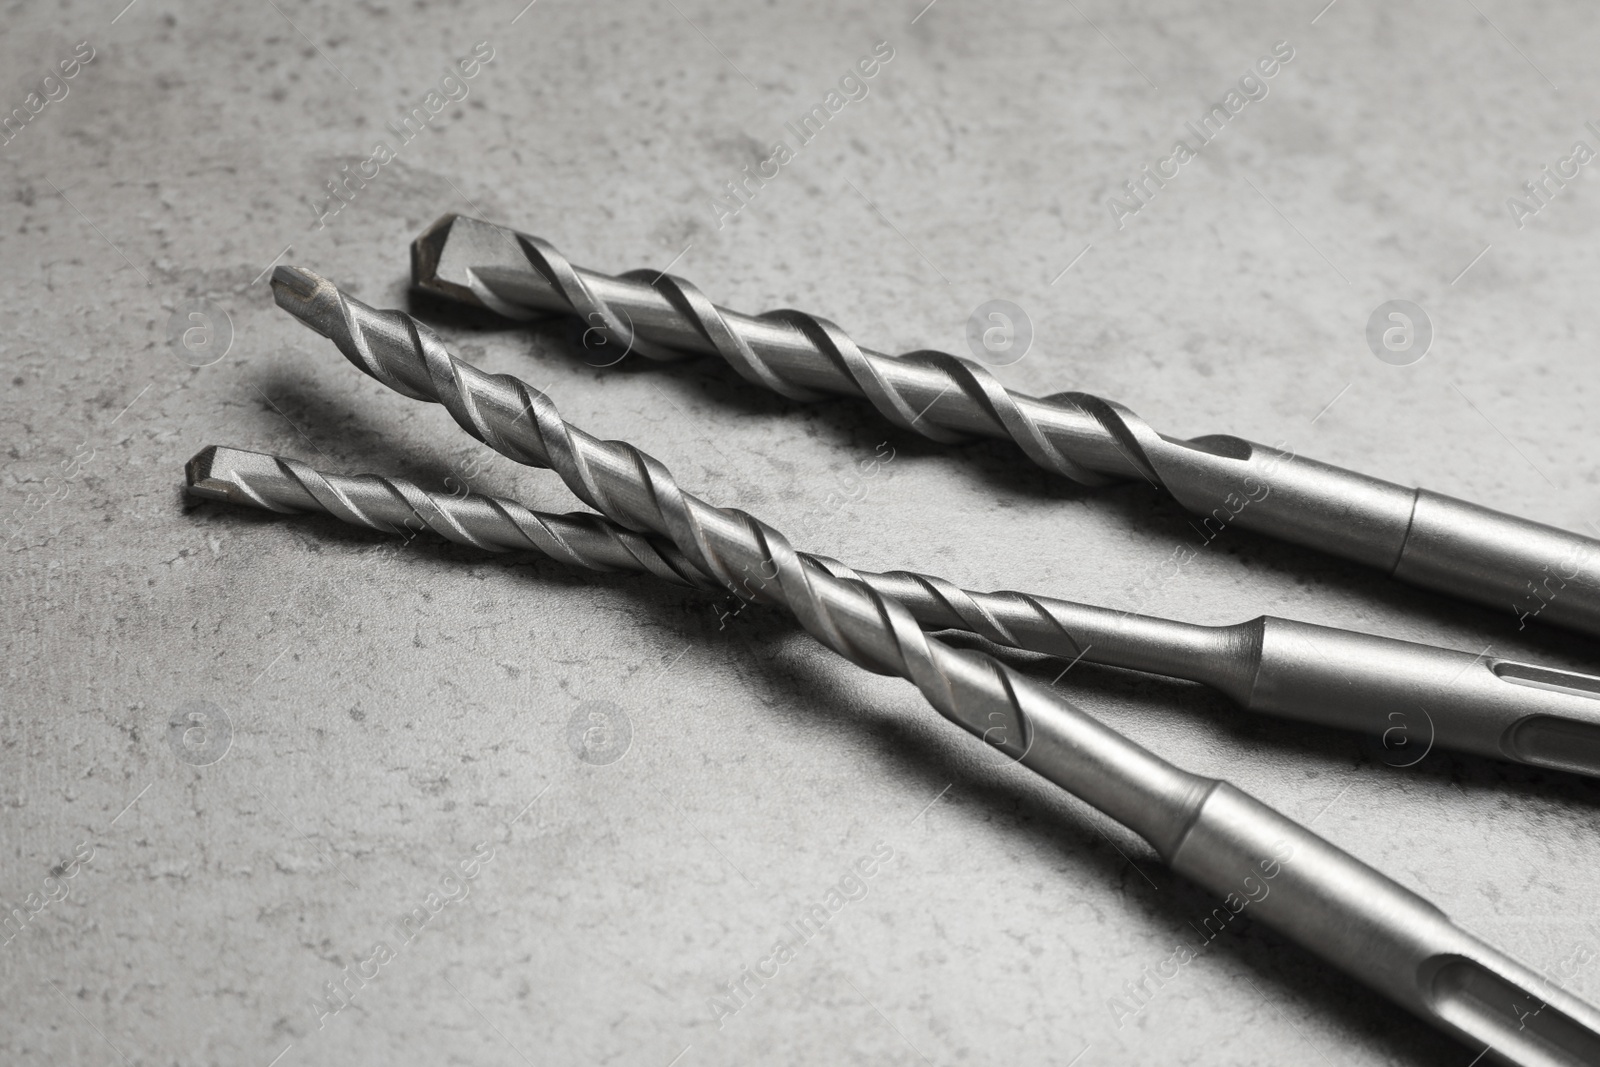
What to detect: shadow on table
<box><xmin>199</xmin><ymin>359</ymin><xmax>1596</xmax><ymax>1067</ymax></box>
<box><xmin>404</xmin><ymin>293</ymin><xmax>1600</xmax><ymax>677</ymax></box>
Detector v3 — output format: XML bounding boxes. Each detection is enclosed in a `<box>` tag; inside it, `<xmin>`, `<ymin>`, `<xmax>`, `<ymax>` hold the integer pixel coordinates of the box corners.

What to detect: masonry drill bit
<box><xmin>189</xmin><ymin>444</ymin><xmax>1600</xmax><ymax>779</ymax></box>
<box><xmin>185</xmin><ymin>445</ymin><xmax>718</xmax><ymax>590</ymax></box>
<box><xmin>263</xmin><ymin>264</ymin><xmax>1600</xmax><ymax>1063</ymax></box>
<box><xmin>411</xmin><ymin>214</ymin><xmax>1600</xmax><ymax>640</ymax></box>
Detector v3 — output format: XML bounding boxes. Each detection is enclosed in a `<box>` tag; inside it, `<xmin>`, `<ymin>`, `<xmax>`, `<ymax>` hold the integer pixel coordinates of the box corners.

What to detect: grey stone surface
<box><xmin>3</xmin><ymin>1</ymin><xmax>1599</xmax><ymax>1064</ymax></box>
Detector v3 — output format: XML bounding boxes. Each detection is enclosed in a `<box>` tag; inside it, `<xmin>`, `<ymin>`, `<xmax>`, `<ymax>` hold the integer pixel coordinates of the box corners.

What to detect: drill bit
<box><xmin>186</xmin><ymin>445</ymin><xmax>716</xmax><ymax>590</ymax></box>
<box><xmin>189</xmin><ymin>444</ymin><xmax>1600</xmax><ymax>779</ymax></box>
<box><xmin>411</xmin><ymin>214</ymin><xmax>1600</xmax><ymax>640</ymax></box>
<box><xmin>262</xmin><ymin>263</ymin><xmax>1600</xmax><ymax>1063</ymax></box>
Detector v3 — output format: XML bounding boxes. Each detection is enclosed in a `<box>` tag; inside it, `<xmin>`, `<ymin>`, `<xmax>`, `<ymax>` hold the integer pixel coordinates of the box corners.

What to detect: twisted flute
<box><xmin>186</xmin><ymin>445</ymin><xmax>719</xmax><ymax>590</ymax></box>
<box><xmin>411</xmin><ymin>213</ymin><xmax>1600</xmax><ymax>639</ymax></box>
<box><xmin>260</xmin><ymin>263</ymin><xmax>1600</xmax><ymax>1063</ymax></box>
<box><xmin>189</xmin><ymin>443</ymin><xmax>1600</xmax><ymax>778</ymax></box>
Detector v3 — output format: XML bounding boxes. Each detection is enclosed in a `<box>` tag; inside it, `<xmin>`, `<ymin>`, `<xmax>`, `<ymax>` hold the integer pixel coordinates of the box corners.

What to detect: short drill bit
<box><xmin>190</xmin><ymin>443</ymin><xmax>1600</xmax><ymax>779</ymax></box>
<box><xmin>261</xmin><ymin>264</ymin><xmax>1600</xmax><ymax>1063</ymax></box>
<box><xmin>411</xmin><ymin>214</ymin><xmax>1600</xmax><ymax>639</ymax></box>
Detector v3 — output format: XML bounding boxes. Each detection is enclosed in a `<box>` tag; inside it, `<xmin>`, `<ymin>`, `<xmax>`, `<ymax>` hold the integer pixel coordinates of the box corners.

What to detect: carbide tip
<box><xmin>184</xmin><ymin>444</ymin><xmax>240</xmax><ymax>503</ymax></box>
<box><xmin>183</xmin><ymin>445</ymin><xmax>311</xmax><ymax>513</ymax></box>
<box><xmin>184</xmin><ymin>445</ymin><xmax>280</xmax><ymax>503</ymax></box>
<box><xmin>270</xmin><ymin>265</ymin><xmax>341</xmax><ymax>338</ymax></box>
<box><xmin>408</xmin><ymin>214</ymin><xmax>517</xmax><ymax>308</ymax></box>
<box><xmin>411</xmin><ymin>213</ymin><xmax>461</xmax><ymax>291</ymax></box>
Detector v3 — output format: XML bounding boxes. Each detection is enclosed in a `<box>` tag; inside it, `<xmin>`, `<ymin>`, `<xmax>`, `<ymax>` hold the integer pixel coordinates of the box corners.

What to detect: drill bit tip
<box><xmin>270</xmin><ymin>265</ymin><xmax>341</xmax><ymax>338</ymax></box>
<box><xmin>184</xmin><ymin>444</ymin><xmax>230</xmax><ymax>502</ymax></box>
<box><xmin>409</xmin><ymin>213</ymin><xmax>524</xmax><ymax>311</ymax></box>
<box><xmin>184</xmin><ymin>445</ymin><xmax>279</xmax><ymax>508</ymax></box>
<box><xmin>411</xmin><ymin>212</ymin><xmax>463</xmax><ymax>293</ymax></box>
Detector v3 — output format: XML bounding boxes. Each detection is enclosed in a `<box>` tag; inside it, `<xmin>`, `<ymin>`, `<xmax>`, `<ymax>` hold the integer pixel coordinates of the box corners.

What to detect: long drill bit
<box><xmin>188</xmin><ymin>444</ymin><xmax>1600</xmax><ymax>779</ymax></box>
<box><xmin>410</xmin><ymin>214</ymin><xmax>1600</xmax><ymax>640</ymax></box>
<box><xmin>263</xmin><ymin>263</ymin><xmax>1600</xmax><ymax>1064</ymax></box>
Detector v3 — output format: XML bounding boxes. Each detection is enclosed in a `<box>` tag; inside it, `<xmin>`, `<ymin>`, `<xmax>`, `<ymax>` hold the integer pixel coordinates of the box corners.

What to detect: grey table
<box><xmin>3</xmin><ymin>1</ymin><xmax>1598</xmax><ymax>1064</ymax></box>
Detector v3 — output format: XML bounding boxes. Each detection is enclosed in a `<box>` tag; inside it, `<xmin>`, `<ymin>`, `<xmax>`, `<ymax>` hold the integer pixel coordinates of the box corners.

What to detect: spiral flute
<box><xmin>189</xmin><ymin>443</ymin><xmax>1600</xmax><ymax>778</ymax></box>
<box><xmin>411</xmin><ymin>213</ymin><xmax>1600</xmax><ymax>639</ymax></box>
<box><xmin>261</xmin><ymin>263</ymin><xmax>1600</xmax><ymax>1064</ymax></box>
<box><xmin>185</xmin><ymin>445</ymin><xmax>717</xmax><ymax>591</ymax></box>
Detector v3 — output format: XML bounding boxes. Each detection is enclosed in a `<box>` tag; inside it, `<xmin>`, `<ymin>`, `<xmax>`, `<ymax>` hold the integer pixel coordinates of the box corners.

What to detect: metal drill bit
<box><xmin>189</xmin><ymin>444</ymin><xmax>1600</xmax><ymax>779</ymax></box>
<box><xmin>186</xmin><ymin>445</ymin><xmax>716</xmax><ymax>589</ymax></box>
<box><xmin>411</xmin><ymin>213</ymin><xmax>1600</xmax><ymax>640</ymax></box>
<box><xmin>263</xmin><ymin>263</ymin><xmax>1600</xmax><ymax>1063</ymax></box>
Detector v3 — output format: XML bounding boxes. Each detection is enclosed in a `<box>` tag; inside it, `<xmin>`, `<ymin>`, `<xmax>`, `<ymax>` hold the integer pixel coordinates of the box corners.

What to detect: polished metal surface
<box><xmin>410</xmin><ymin>213</ymin><xmax>1600</xmax><ymax>640</ymax></box>
<box><xmin>188</xmin><ymin>444</ymin><xmax>1600</xmax><ymax>779</ymax></box>
<box><xmin>253</xmin><ymin>264</ymin><xmax>1600</xmax><ymax>1065</ymax></box>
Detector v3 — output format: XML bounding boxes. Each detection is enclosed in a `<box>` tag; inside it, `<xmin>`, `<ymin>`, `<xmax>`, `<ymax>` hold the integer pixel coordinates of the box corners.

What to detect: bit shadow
<box><xmin>186</xmin><ymin>476</ymin><xmax>1526</xmax><ymax>1067</ymax></box>
<box><xmin>238</xmin><ymin>364</ymin><xmax>574</xmax><ymax>510</ymax></box>
<box><xmin>216</xmin><ymin>348</ymin><xmax>1592</xmax><ymax>1063</ymax></box>
<box><xmin>693</xmin><ymin>614</ymin><xmax>1557</xmax><ymax>1067</ymax></box>
<box><xmin>230</xmin><ymin>362</ymin><xmax>1600</xmax><ymax>810</ymax></box>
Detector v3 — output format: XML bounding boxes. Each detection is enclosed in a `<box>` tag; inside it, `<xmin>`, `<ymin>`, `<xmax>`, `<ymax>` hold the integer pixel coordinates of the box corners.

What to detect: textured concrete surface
<box><xmin>4</xmin><ymin>1</ymin><xmax>1600</xmax><ymax>1064</ymax></box>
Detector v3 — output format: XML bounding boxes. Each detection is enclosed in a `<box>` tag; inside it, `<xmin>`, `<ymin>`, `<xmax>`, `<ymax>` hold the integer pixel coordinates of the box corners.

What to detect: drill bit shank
<box><xmin>260</xmin><ymin>264</ymin><xmax>1600</xmax><ymax>1063</ymax></box>
<box><xmin>412</xmin><ymin>214</ymin><xmax>1600</xmax><ymax>639</ymax></box>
